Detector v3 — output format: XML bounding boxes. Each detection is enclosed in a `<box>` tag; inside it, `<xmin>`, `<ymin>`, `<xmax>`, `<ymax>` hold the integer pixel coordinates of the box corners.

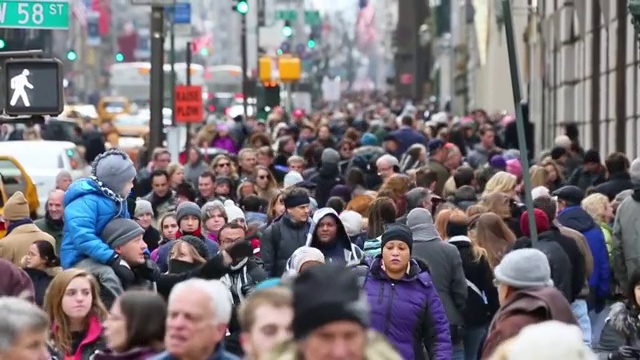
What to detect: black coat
<box><xmin>310</xmin><ymin>163</ymin><xmax>344</xmax><ymax>207</ymax></box>
<box><xmin>22</xmin><ymin>268</ymin><xmax>55</xmax><ymax>307</ymax></box>
<box><xmin>594</xmin><ymin>172</ymin><xmax>635</xmax><ymax>200</ymax></box>
<box><xmin>539</xmin><ymin>227</ymin><xmax>586</xmax><ymax>302</ymax></box>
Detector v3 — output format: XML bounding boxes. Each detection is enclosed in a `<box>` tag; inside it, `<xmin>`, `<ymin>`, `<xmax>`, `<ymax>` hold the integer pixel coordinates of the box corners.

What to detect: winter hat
<box><xmin>174</xmin><ymin>234</ymin><xmax>208</xmax><ymax>259</ymax></box>
<box><xmin>503</xmin><ymin>149</ymin><xmax>521</xmax><ymax>161</ymax></box>
<box><xmin>4</xmin><ymin>191</ymin><xmax>30</xmax><ymax>221</ymax></box>
<box><xmin>339</xmin><ymin>210</ymin><xmax>363</xmax><ymax>237</ymax></box>
<box><xmin>176</xmin><ymin>201</ymin><xmax>201</xmax><ymax>223</ymax></box>
<box><xmin>506</xmin><ymin>159</ymin><xmax>522</xmax><ymax>178</ymax></box>
<box><xmin>329</xmin><ymin>185</ymin><xmax>352</xmax><ymax>203</ymax></box>
<box><xmin>91</xmin><ymin>149</ymin><xmax>137</xmax><ymax>195</ymax></box>
<box><xmin>134</xmin><ymin>199</ymin><xmax>154</xmax><ymax>218</ymax></box>
<box><xmin>292</xmin><ymin>263</ymin><xmax>369</xmax><ymax>339</ymax></box>
<box><xmin>223</xmin><ymin>200</ymin><xmax>245</xmax><ymax>223</ymax></box>
<box><xmin>361</xmin><ymin>132</ymin><xmax>378</xmax><ymax>146</ymax></box>
<box><xmin>630</xmin><ymin>158</ymin><xmax>640</xmax><ymax>182</ymax></box>
<box><xmin>101</xmin><ymin>218</ymin><xmax>145</xmax><ymax>249</ymax></box>
<box><xmin>406</xmin><ymin>208</ymin><xmax>441</xmax><ymax>241</ymax></box>
<box><xmin>520</xmin><ymin>209</ymin><xmax>550</xmax><ymax>237</ymax></box>
<box><xmin>505</xmin><ymin>321</ymin><xmax>596</xmax><ymax>360</ymax></box>
<box><xmin>494</xmin><ymin>248</ymin><xmax>554</xmax><ymax>289</ymax></box>
<box><xmin>381</xmin><ymin>224</ymin><xmax>414</xmax><ymax>252</ymax></box>
<box><xmin>283</xmin><ymin>171</ymin><xmax>304</xmax><ymax>188</ymax></box>
<box><xmin>489</xmin><ymin>155</ymin><xmax>507</xmax><ymax>170</ymax></box>
<box><xmin>321</xmin><ymin>148</ymin><xmax>340</xmax><ymax>165</ymax></box>
<box><xmin>289</xmin><ymin>246</ymin><xmax>326</xmax><ymax>273</ymax></box>
<box><xmin>531</xmin><ymin>186</ymin><xmax>550</xmax><ymax>200</ymax></box>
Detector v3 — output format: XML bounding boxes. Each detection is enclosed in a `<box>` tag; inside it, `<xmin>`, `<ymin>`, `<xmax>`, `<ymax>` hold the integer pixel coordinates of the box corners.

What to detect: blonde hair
<box><xmin>466</xmin><ymin>204</ymin><xmax>489</xmax><ymax>217</ymax></box>
<box><xmin>211</xmin><ymin>154</ymin><xmax>239</xmax><ymax>180</ymax></box>
<box><xmin>169</xmin><ymin>240</ymin><xmax>207</xmax><ymax>264</ymax></box>
<box><xmin>529</xmin><ymin>165</ymin><xmax>548</xmax><ymax>188</ymax></box>
<box><xmin>482</xmin><ymin>171</ymin><xmax>517</xmax><ymax>197</ymax></box>
<box><xmin>581</xmin><ymin>193</ymin><xmax>610</xmax><ymax>223</ymax></box>
<box><xmin>167</xmin><ymin>162</ymin><xmax>184</xmax><ymax>180</ymax></box>
<box><xmin>479</xmin><ymin>192</ymin><xmax>513</xmax><ymax>219</ymax></box>
<box><xmin>448</xmin><ymin>209</ymin><xmax>487</xmax><ymax>261</ymax></box>
<box><xmin>434</xmin><ymin>209</ymin><xmax>452</xmax><ymax>240</ymax></box>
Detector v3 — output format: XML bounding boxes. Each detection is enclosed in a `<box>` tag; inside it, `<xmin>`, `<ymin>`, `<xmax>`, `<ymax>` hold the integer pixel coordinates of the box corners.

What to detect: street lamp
<box><xmin>629</xmin><ymin>0</ymin><xmax>640</xmax><ymax>49</ymax></box>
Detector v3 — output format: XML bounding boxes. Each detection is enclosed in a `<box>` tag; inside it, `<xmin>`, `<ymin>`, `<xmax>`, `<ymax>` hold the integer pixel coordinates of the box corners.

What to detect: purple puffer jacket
<box><xmin>358</xmin><ymin>256</ymin><xmax>452</xmax><ymax>360</ymax></box>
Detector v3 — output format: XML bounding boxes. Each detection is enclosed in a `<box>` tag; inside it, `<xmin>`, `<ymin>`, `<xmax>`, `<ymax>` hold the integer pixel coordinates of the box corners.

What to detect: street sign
<box><xmin>275</xmin><ymin>10</ymin><xmax>297</xmax><ymax>21</ymax></box>
<box><xmin>165</xmin><ymin>3</ymin><xmax>190</xmax><ymax>24</ymax></box>
<box><xmin>4</xmin><ymin>58</ymin><xmax>64</xmax><ymax>115</ymax></box>
<box><xmin>304</xmin><ymin>10</ymin><xmax>320</xmax><ymax>26</ymax></box>
<box><xmin>175</xmin><ymin>85</ymin><xmax>203</xmax><ymax>123</ymax></box>
<box><xmin>0</xmin><ymin>0</ymin><xmax>69</xmax><ymax>29</ymax></box>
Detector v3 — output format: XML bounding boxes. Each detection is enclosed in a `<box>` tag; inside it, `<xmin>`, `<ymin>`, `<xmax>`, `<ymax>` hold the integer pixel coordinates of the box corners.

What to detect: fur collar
<box><xmin>607</xmin><ymin>302</ymin><xmax>640</xmax><ymax>337</ymax></box>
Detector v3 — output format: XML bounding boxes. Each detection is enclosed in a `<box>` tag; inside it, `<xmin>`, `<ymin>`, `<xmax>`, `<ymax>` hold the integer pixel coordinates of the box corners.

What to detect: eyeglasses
<box><xmin>217</xmin><ymin>162</ymin><xmax>231</xmax><ymax>168</ymax></box>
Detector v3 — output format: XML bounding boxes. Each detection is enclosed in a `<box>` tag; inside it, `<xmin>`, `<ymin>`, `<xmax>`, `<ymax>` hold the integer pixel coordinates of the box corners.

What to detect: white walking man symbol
<box><xmin>9</xmin><ymin>69</ymin><xmax>34</xmax><ymax>107</ymax></box>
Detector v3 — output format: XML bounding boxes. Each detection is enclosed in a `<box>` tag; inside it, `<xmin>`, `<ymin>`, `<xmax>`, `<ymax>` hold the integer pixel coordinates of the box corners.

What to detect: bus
<box><xmin>109</xmin><ymin>62</ymin><xmax>206</xmax><ymax>106</ymax></box>
<box><xmin>204</xmin><ymin>65</ymin><xmax>243</xmax><ymax>114</ymax></box>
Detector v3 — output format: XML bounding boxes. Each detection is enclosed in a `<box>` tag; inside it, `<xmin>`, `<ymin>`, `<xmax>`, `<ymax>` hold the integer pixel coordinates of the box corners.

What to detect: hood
<box><xmin>266</xmin><ymin>330</ymin><xmax>402</xmax><ymax>360</ymax></box>
<box><xmin>452</xmin><ymin>185</ymin><xmax>477</xmax><ymax>202</ymax></box>
<box><xmin>473</xmin><ymin>143</ymin><xmax>490</xmax><ymax>155</ymax></box>
<box><xmin>64</xmin><ymin>177</ymin><xmax>124</xmax><ymax>207</ymax></box>
<box><xmin>606</xmin><ymin>302</ymin><xmax>640</xmax><ymax>337</ymax></box>
<box><xmin>557</xmin><ymin>206</ymin><xmax>597</xmax><ymax>233</ymax></box>
<box><xmin>245</xmin><ymin>211</ymin><xmax>268</xmax><ymax>225</ymax></box>
<box><xmin>406</xmin><ymin>208</ymin><xmax>441</xmax><ymax>242</ymax></box>
<box><xmin>365</xmin><ymin>255</ymin><xmax>432</xmax><ymax>283</ymax></box>
<box><xmin>308</xmin><ymin>208</ymin><xmax>351</xmax><ymax>249</ymax></box>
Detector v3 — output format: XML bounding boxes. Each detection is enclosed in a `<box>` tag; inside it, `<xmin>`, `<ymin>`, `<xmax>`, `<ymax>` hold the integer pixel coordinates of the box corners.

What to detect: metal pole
<box><xmin>240</xmin><ymin>13</ymin><xmax>249</xmax><ymax>119</ymax></box>
<box><xmin>185</xmin><ymin>41</ymin><xmax>192</xmax><ymax>148</ymax></box>
<box><xmin>502</xmin><ymin>0</ymin><xmax>537</xmax><ymax>243</ymax></box>
<box><xmin>170</xmin><ymin>0</ymin><xmax>176</xmax><ymax>126</ymax></box>
<box><xmin>149</xmin><ymin>6</ymin><xmax>165</xmax><ymax>150</ymax></box>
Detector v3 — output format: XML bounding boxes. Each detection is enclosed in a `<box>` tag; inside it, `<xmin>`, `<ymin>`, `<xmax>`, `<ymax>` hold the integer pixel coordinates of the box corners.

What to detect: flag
<box><xmin>356</xmin><ymin>1</ymin><xmax>377</xmax><ymax>50</ymax></box>
<box><xmin>72</xmin><ymin>0</ymin><xmax>87</xmax><ymax>27</ymax></box>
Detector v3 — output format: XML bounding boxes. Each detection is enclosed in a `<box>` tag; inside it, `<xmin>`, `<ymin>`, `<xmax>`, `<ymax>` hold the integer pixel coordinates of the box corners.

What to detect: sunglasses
<box><xmin>259</xmin><ymin>175</ymin><xmax>269</xmax><ymax>180</ymax></box>
<box><xmin>217</xmin><ymin>162</ymin><xmax>230</xmax><ymax>168</ymax></box>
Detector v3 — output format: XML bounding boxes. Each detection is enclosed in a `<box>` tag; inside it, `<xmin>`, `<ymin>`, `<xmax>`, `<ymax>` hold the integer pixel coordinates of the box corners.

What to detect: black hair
<box><xmin>241</xmin><ymin>195</ymin><xmax>265</xmax><ymax>212</ymax></box>
<box><xmin>217</xmin><ymin>222</ymin><xmax>247</xmax><ymax>240</ymax></box>
<box><xmin>118</xmin><ymin>291</ymin><xmax>167</xmax><ymax>352</ymax></box>
<box><xmin>628</xmin><ymin>268</ymin><xmax>640</xmax><ymax>309</ymax></box>
<box><xmin>326</xmin><ymin>197</ymin><xmax>345</xmax><ymax>214</ymax></box>
<box><xmin>175</xmin><ymin>182</ymin><xmax>197</xmax><ymax>202</ymax></box>
<box><xmin>151</xmin><ymin>169</ymin><xmax>170</xmax><ymax>181</ymax></box>
<box><xmin>453</xmin><ymin>166</ymin><xmax>475</xmax><ymax>188</ymax></box>
<box><xmin>32</xmin><ymin>240</ymin><xmax>59</xmax><ymax>267</ymax></box>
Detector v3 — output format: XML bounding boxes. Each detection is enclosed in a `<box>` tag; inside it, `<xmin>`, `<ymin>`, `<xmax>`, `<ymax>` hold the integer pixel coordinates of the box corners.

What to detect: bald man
<box><xmin>34</xmin><ymin>189</ymin><xmax>65</xmax><ymax>252</ymax></box>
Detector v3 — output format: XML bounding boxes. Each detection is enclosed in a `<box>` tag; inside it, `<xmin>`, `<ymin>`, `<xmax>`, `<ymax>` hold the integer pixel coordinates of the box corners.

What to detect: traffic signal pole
<box><xmin>240</xmin><ymin>10</ymin><xmax>249</xmax><ymax>119</ymax></box>
<box><xmin>170</xmin><ymin>0</ymin><xmax>176</xmax><ymax>126</ymax></box>
<box><xmin>149</xmin><ymin>6</ymin><xmax>165</xmax><ymax>151</ymax></box>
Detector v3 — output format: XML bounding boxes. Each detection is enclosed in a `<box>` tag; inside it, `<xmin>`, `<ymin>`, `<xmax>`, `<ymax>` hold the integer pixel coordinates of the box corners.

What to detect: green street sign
<box><xmin>0</xmin><ymin>0</ymin><xmax>69</xmax><ymax>29</ymax></box>
<box><xmin>276</xmin><ymin>10</ymin><xmax>297</xmax><ymax>21</ymax></box>
<box><xmin>304</xmin><ymin>10</ymin><xmax>320</xmax><ymax>26</ymax></box>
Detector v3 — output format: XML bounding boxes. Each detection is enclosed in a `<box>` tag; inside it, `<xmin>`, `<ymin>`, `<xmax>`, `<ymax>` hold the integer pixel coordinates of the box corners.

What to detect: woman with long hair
<box><xmin>529</xmin><ymin>165</ymin><xmax>549</xmax><ymax>189</ymax></box>
<box><xmin>166</xmin><ymin>163</ymin><xmax>185</xmax><ymax>189</ymax></box>
<box><xmin>253</xmin><ymin>165</ymin><xmax>279</xmax><ymax>201</ymax></box>
<box><xmin>150</xmin><ymin>212</ymin><xmax>179</xmax><ymax>273</ymax></box>
<box><xmin>44</xmin><ymin>269</ymin><xmax>108</xmax><ymax>359</ymax></box>
<box><xmin>377</xmin><ymin>174</ymin><xmax>411</xmax><ymax>217</ymax></box>
<box><xmin>468</xmin><ymin>213</ymin><xmax>517</xmax><ymax>269</ymax></box>
<box><xmin>362</xmin><ymin>197</ymin><xmax>398</xmax><ymax>257</ymax></box>
<box><xmin>22</xmin><ymin>240</ymin><xmax>61</xmax><ymax>307</ymax></box>
<box><xmin>93</xmin><ymin>291</ymin><xmax>166</xmax><ymax>359</ymax></box>
<box><xmin>211</xmin><ymin>154</ymin><xmax>239</xmax><ymax>183</ymax></box>
<box><xmin>435</xmin><ymin>208</ymin><xmax>453</xmax><ymax>240</ymax></box>
<box><xmin>482</xmin><ymin>171</ymin><xmax>518</xmax><ymax>199</ymax></box>
<box><xmin>541</xmin><ymin>158</ymin><xmax>564</xmax><ymax>192</ymax></box>
<box><xmin>265</xmin><ymin>191</ymin><xmax>285</xmax><ymax>225</ymax></box>
<box><xmin>167</xmin><ymin>238</ymin><xmax>208</xmax><ymax>274</ymax></box>
<box><xmin>479</xmin><ymin>192</ymin><xmax>523</xmax><ymax>237</ymax></box>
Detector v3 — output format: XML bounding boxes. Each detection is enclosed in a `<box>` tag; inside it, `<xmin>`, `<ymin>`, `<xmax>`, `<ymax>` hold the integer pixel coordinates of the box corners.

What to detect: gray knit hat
<box><xmin>176</xmin><ymin>201</ymin><xmax>201</xmax><ymax>223</ymax></box>
<box><xmin>91</xmin><ymin>149</ymin><xmax>137</xmax><ymax>196</ymax></box>
<box><xmin>101</xmin><ymin>218</ymin><xmax>145</xmax><ymax>249</ymax></box>
<box><xmin>173</xmin><ymin>235</ymin><xmax>209</xmax><ymax>259</ymax></box>
<box><xmin>134</xmin><ymin>199</ymin><xmax>154</xmax><ymax>218</ymax></box>
<box><xmin>321</xmin><ymin>148</ymin><xmax>340</xmax><ymax>165</ymax></box>
<box><xmin>494</xmin><ymin>248</ymin><xmax>554</xmax><ymax>289</ymax></box>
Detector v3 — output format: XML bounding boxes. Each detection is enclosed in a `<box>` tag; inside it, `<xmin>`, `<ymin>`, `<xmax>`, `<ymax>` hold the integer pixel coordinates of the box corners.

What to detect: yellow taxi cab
<box><xmin>0</xmin><ymin>156</ymin><xmax>40</xmax><ymax>220</ymax></box>
<box><xmin>111</xmin><ymin>113</ymin><xmax>150</xmax><ymax>138</ymax></box>
<box><xmin>97</xmin><ymin>97</ymin><xmax>131</xmax><ymax>124</ymax></box>
<box><xmin>0</xmin><ymin>176</ymin><xmax>8</xmax><ymax>238</ymax></box>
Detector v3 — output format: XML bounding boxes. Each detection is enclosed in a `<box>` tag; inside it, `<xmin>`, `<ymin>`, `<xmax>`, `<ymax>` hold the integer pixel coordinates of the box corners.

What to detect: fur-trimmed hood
<box><xmin>606</xmin><ymin>302</ymin><xmax>640</xmax><ymax>337</ymax></box>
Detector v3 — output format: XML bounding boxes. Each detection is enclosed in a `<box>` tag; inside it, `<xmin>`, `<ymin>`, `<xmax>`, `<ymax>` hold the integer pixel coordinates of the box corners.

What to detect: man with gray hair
<box><xmin>55</xmin><ymin>170</ymin><xmax>72</xmax><ymax>191</ymax></box>
<box><xmin>630</xmin><ymin>157</ymin><xmax>640</xmax><ymax>186</ymax></box>
<box><xmin>34</xmin><ymin>189</ymin><xmax>65</xmax><ymax>251</ymax></box>
<box><xmin>375</xmin><ymin>154</ymin><xmax>399</xmax><ymax>182</ymax></box>
<box><xmin>0</xmin><ymin>297</ymin><xmax>49</xmax><ymax>360</ymax></box>
<box><xmin>153</xmin><ymin>279</ymin><xmax>239</xmax><ymax>360</ymax></box>
<box><xmin>396</xmin><ymin>187</ymin><xmax>433</xmax><ymax>224</ymax></box>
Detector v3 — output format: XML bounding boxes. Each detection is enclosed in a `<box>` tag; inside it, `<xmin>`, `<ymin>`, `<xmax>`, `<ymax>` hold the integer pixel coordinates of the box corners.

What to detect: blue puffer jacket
<box><xmin>61</xmin><ymin>177</ymin><xmax>129</xmax><ymax>268</ymax></box>
<box><xmin>356</xmin><ymin>256</ymin><xmax>452</xmax><ymax>360</ymax></box>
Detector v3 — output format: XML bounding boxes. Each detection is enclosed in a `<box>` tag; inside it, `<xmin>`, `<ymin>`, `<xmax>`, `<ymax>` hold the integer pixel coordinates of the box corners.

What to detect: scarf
<box><xmin>220</xmin><ymin>257</ymin><xmax>250</xmax><ymax>305</ymax></box>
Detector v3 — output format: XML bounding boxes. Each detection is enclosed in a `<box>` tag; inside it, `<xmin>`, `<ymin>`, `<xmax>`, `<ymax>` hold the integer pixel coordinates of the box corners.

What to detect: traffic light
<box><xmin>199</xmin><ymin>48</ymin><xmax>209</xmax><ymax>56</ymax></box>
<box><xmin>263</xmin><ymin>82</ymin><xmax>280</xmax><ymax>108</ymax></box>
<box><xmin>0</xmin><ymin>39</ymin><xmax>5</xmax><ymax>49</ymax></box>
<box><xmin>282</xmin><ymin>21</ymin><xmax>293</xmax><ymax>37</ymax></box>
<box><xmin>234</xmin><ymin>0</ymin><xmax>248</xmax><ymax>14</ymax></box>
<box><xmin>307</xmin><ymin>37</ymin><xmax>316</xmax><ymax>49</ymax></box>
<box><xmin>66</xmin><ymin>50</ymin><xmax>77</xmax><ymax>61</ymax></box>
<box><xmin>115</xmin><ymin>52</ymin><xmax>124</xmax><ymax>62</ymax></box>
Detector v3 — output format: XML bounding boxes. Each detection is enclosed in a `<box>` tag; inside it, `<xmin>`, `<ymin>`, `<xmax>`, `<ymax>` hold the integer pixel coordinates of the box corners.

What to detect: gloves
<box><xmin>132</xmin><ymin>259</ymin><xmax>160</xmax><ymax>281</ymax></box>
<box><xmin>609</xmin><ymin>346</ymin><xmax>640</xmax><ymax>359</ymax></box>
<box><xmin>227</xmin><ymin>240</ymin><xmax>254</xmax><ymax>263</ymax></box>
<box><xmin>111</xmin><ymin>263</ymin><xmax>135</xmax><ymax>288</ymax></box>
<box><xmin>198</xmin><ymin>253</ymin><xmax>228</xmax><ymax>280</ymax></box>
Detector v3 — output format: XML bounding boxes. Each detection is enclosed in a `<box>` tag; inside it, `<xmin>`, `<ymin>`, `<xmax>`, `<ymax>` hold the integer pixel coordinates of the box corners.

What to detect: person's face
<box><xmin>214</xmin><ymin>158</ymin><xmax>232</xmax><ymax>175</ymax></box>
<box><xmin>316</xmin><ymin>216</ymin><xmax>338</xmax><ymax>243</ymax></box>
<box><xmin>258</xmin><ymin>153</ymin><xmax>272</xmax><ymax>167</ymax></box>
<box><xmin>288</xmin><ymin>161</ymin><xmax>304</xmax><ymax>173</ymax></box>
<box><xmin>215</xmin><ymin>183</ymin><xmax>231</xmax><ymax>196</ymax></box>
<box><xmin>545</xmin><ymin>165</ymin><xmax>558</xmax><ymax>182</ymax></box>
<box><xmin>121</xmin><ymin>178</ymin><xmax>135</xmax><ymax>197</ymax></box>
<box><xmin>242</xmin><ymin>305</ymin><xmax>293</xmax><ymax>358</ymax></box>
<box><xmin>284</xmin><ymin>140</ymin><xmax>296</xmax><ymax>154</ymax></box>
<box><xmin>497</xmin><ymin>283</ymin><xmax>510</xmax><ymax>306</ymax></box>
<box><xmin>383</xmin><ymin>140</ymin><xmax>398</xmax><ymax>153</ymax></box>
<box><xmin>605</xmin><ymin>201</ymin><xmax>614</xmax><ymax>223</ymax></box>
<box><xmin>162</xmin><ymin>217</ymin><xmax>179</xmax><ymax>240</ymax></box>
<box><xmin>218</xmin><ymin>227</ymin><xmax>246</xmax><ymax>251</ymax></box>
<box><xmin>634</xmin><ymin>284</ymin><xmax>640</xmax><ymax>308</ymax></box>
<box><xmin>136</xmin><ymin>213</ymin><xmax>153</xmax><ymax>229</ymax></box>
<box><xmin>47</xmin><ymin>193</ymin><xmax>64</xmax><ymax>220</ymax></box>
<box><xmin>180</xmin><ymin>215</ymin><xmax>200</xmax><ymax>233</ymax></box>
<box><xmin>419</xmin><ymin>149</ymin><xmax>428</xmax><ymax>163</ymax></box>
<box><xmin>165</xmin><ymin>289</ymin><xmax>226</xmax><ymax>358</ymax></box>
<box><xmin>381</xmin><ymin>240</ymin><xmax>410</xmax><ymax>274</ymax></box>
<box><xmin>318</xmin><ymin>126</ymin><xmax>330</xmax><ymax>140</ymax></box>
<box><xmin>300</xmin><ymin>321</ymin><xmax>366</xmax><ymax>360</ymax></box>
<box><xmin>339</xmin><ymin>145</ymin><xmax>353</xmax><ymax>159</ymax></box>
<box><xmin>0</xmin><ymin>329</ymin><xmax>49</xmax><ymax>360</ymax></box>
<box><xmin>239</xmin><ymin>183</ymin><xmax>256</xmax><ymax>197</ymax></box>
<box><xmin>240</xmin><ymin>153</ymin><xmax>257</xmax><ymax>172</ymax></box>
<box><xmin>57</xmin><ymin>176</ymin><xmax>72</xmax><ymax>191</ymax></box>
<box><xmin>171</xmin><ymin>169</ymin><xmax>185</xmax><ymax>185</ymax></box>
<box><xmin>25</xmin><ymin>244</ymin><xmax>46</xmax><ymax>269</ymax></box>
<box><xmin>256</xmin><ymin>170</ymin><xmax>271</xmax><ymax>189</ymax></box>
<box><xmin>300</xmin><ymin>128</ymin><xmax>313</xmax><ymax>139</ymax></box>
<box><xmin>61</xmin><ymin>277</ymin><xmax>93</xmax><ymax>321</ymax></box>
<box><xmin>171</xmin><ymin>243</ymin><xmax>196</xmax><ymax>263</ymax></box>
<box><xmin>274</xmin><ymin>196</ymin><xmax>285</xmax><ymax>217</ymax></box>
<box><xmin>152</xmin><ymin>175</ymin><xmax>170</xmax><ymax>197</ymax></box>
<box><xmin>198</xmin><ymin>177</ymin><xmax>214</xmax><ymax>197</ymax></box>
<box><xmin>446</xmin><ymin>151</ymin><xmax>461</xmax><ymax>170</ymax></box>
<box><xmin>155</xmin><ymin>153</ymin><xmax>171</xmax><ymax>170</ymax></box>
<box><xmin>103</xmin><ymin>300</ymin><xmax>128</xmax><ymax>352</ymax></box>
<box><xmin>481</xmin><ymin>130</ymin><xmax>495</xmax><ymax>147</ymax></box>
<box><xmin>116</xmin><ymin>235</ymin><xmax>148</xmax><ymax>265</ymax></box>
<box><xmin>188</xmin><ymin>148</ymin><xmax>200</xmax><ymax>163</ymax></box>
<box><xmin>377</xmin><ymin>161</ymin><xmax>394</xmax><ymax>180</ymax></box>
<box><xmin>288</xmin><ymin>204</ymin><xmax>310</xmax><ymax>223</ymax></box>
<box><xmin>205</xmin><ymin>210</ymin><xmax>226</xmax><ymax>232</ymax></box>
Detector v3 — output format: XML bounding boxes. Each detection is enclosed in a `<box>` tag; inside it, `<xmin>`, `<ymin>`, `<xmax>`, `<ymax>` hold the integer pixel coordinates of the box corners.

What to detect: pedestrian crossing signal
<box><xmin>235</xmin><ymin>0</ymin><xmax>248</xmax><ymax>14</ymax></box>
<box><xmin>282</xmin><ymin>21</ymin><xmax>293</xmax><ymax>37</ymax></box>
<box><xmin>66</xmin><ymin>50</ymin><xmax>77</xmax><ymax>61</ymax></box>
<box><xmin>115</xmin><ymin>52</ymin><xmax>124</xmax><ymax>62</ymax></box>
<box><xmin>0</xmin><ymin>39</ymin><xmax>5</xmax><ymax>49</ymax></box>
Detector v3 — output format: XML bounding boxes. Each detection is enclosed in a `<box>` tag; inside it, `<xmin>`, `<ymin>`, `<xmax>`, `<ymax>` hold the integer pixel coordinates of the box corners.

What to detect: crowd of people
<box><xmin>2</xmin><ymin>100</ymin><xmax>640</xmax><ymax>359</ymax></box>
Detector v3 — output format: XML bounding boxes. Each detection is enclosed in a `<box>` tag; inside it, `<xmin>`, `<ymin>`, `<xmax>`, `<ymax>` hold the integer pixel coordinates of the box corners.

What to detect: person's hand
<box><xmin>221</xmin><ymin>251</ymin><xmax>232</xmax><ymax>266</ymax></box>
<box><xmin>227</xmin><ymin>240</ymin><xmax>254</xmax><ymax>263</ymax></box>
<box><xmin>610</xmin><ymin>346</ymin><xmax>640</xmax><ymax>359</ymax></box>
<box><xmin>133</xmin><ymin>259</ymin><xmax>160</xmax><ymax>280</ymax></box>
<box><xmin>146</xmin><ymin>161</ymin><xmax>154</xmax><ymax>173</ymax></box>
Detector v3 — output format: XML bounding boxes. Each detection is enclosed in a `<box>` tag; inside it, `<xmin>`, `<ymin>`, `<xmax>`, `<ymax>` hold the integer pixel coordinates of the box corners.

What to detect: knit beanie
<box><xmin>174</xmin><ymin>235</ymin><xmax>209</xmax><ymax>259</ymax></box>
<box><xmin>223</xmin><ymin>200</ymin><xmax>245</xmax><ymax>223</ymax></box>
<box><xmin>176</xmin><ymin>201</ymin><xmax>201</xmax><ymax>223</ymax></box>
<box><xmin>4</xmin><ymin>191</ymin><xmax>30</xmax><ymax>221</ymax></box>
<box><xmin>292</xmin><ymin>264</ymin><xmax>369</xmax><ymax>339</ymax></box>
<box><xmin>489</xmin><ymin>155</ymin><xmax>507</xmax><ymax>170</ymax></box>
<box><xmin>361</xmin><ymin>132</ymin><xmax>378</xmax><ymax>146</ymax></box>
<box><xmin>134</xmin><ymin>199</ymin><xmax>154</xmax><ymax>218</ymax></box>
<box><xmin>381</xmin><ymin>224</ymin><xmax>414</xmax><ymax>252</ymax></box>
<box><xmin>101</xmin><ymin>218</ymin><xmax>145</xmax><ymax>248</ymax></box>
<box><xmin>289</xmin><ymin>246</ymin><xmax>326</xmax><ymax>273</ymax></box>
<box><xmin>494</xmin><ymin>248</ymin><xmax>554</xmax><ymax>289</ymax></box>
<box><xmin>321</xmin><ymin>148</ymin><xmax>340</xmax><ymax>165</ymax></box>
<box><xmin>339</xmin><ymin>210</ymin><xmax>363</xmax><ymax>237</ymax></box>
<box><xmin>506</xmin><ymin>159</ymin><xmax>523</xmax><ymax>179</ymax></box>
<box><xmin>520</xmin><ymin>209</ymin><xmax>550</xmax><ymax>237</ymax></box>
<box><xmin>91</xmin><ymin>149</ymin><xmax>137</xmax><ymax>196</ymax></box>
<box><xmin>283</xmin><ymin>171</ymin><xmax>304</xmax><ymax>188</ymax></box>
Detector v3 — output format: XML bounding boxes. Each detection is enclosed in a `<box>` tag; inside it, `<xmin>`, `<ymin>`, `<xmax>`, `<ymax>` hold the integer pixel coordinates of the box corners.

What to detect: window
<box><xmin>0</xmin><ymin>159</ymin><xmax>25</xmax><ymax>197</ymax></box>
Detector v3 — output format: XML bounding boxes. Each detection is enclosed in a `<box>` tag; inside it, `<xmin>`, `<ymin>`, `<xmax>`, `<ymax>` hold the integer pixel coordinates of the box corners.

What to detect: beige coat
<box><xmin>0</xmin><ymin>223</ymin><xmax>55</xmax><ymax>267</ymax></box>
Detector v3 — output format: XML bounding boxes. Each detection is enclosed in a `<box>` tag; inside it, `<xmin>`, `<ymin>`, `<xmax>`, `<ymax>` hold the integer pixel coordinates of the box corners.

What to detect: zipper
<box><xmin>384</xmin><ymin>282</ymin><xmax>396</xmax><ymax>336</ymax></box>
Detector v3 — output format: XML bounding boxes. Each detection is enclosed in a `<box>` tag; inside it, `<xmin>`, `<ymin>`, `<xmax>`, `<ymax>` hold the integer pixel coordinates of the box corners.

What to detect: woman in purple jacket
<box><xmin>355</xmin><ymin>224</ymin><xmax>452</xmax><ymax>360</ymax></box>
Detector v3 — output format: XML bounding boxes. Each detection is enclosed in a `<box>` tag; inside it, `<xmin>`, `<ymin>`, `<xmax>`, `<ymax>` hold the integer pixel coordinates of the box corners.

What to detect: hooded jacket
<box><xmin>356</xmin><ymin>257</ymin><xmax>452</xmax><ymax>360</ymax></box>
<box><xmin>612</xmin><ymin>189</ymin><xmax>640</xmax><ymax>294</ymax></box>
<box><xmin>260</xmin><ymin>213</ymin><xmax>313</xmax><ymax>277</ymax></box>
<box><xmin>557</xmin><ymin>205</ymin><xmax>610</xmax><ymax>300</ymax></box>
<box><xmin>299</xmin><ymin>208</ymin><xmax>363</xmax><ymax>267</ymax></box>
<box><xmin>595</xmin><ymin>302</ymin><xmax>640</xmax><ymax>358</ymax></box>
<box><xmin>61</xmin><ymin>177</ymin><xmax>129</xmax><ymax>268</ymax></box>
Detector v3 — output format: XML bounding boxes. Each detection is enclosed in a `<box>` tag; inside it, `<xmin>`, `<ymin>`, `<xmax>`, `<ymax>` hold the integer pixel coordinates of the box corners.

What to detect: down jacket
<box><xmin>355</xmin><ymin>256</ymin><xmax>452</xmax><ymax>360</ymax></box>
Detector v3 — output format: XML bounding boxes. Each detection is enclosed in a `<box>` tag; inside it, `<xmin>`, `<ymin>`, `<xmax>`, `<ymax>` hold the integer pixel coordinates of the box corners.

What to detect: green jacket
<box><xmin>33</xmin><ymin>217</ymin><xmax>63</xmax><ymax>253</ymax></box>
